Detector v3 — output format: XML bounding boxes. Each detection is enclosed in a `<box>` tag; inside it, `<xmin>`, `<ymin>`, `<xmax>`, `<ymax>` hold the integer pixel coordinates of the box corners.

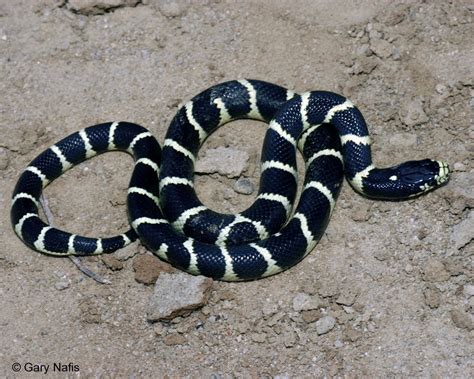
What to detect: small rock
<box><xmin>151</xmin><ymin>0</ymin><xmax>189</xmax><ymax>17</ymax></box>
<box><xmin>251</xmin><ymin>333</ymin><xmax>267</xmax><ymax>343</ymax></box>
<box><xmin>450</xmin><ymin>210</ymin><xmax>474</xmax><ymax>250</ymax></box>
<box><xmin>114</xmin><ymin>243</ymin><xmax>139</xmax><ymax>261</ymax></box>
<box><xmin>399</xmin><ymin>98</ymin><xmax>429</xmax><ymax>127</ymax></box>
<box><xmin>66</xmin><ymin>0</ymin><xmax>140</xmax><ymax>15</ymax></box>
<box><xmin>453</xmin><ymin>162</ymin><xmax>466</xmax><ymax>171</ymax></box>
<box><xmin>283</xmin><ymin>330</ymin><xmax>297</xmax><ymax>347</ymax></box>
<box><xmin>163</xmin><ymin>333</ymin><xmax>187</xmax><ymax>346</ymax></box>
<box><xmin>424</xmin><ymin>287</ymin><xmax>440</xmax><ymax>308</ymax></box>
<box><xmin>133</xmin><ymin>254</ymin><xmax>174</xmax><ymax>285</ymax></box>
<box><xmin>373</xmin><ymin>249</ymin><xmax>390</xmax><ymax>261</ymax></box>
<box><xmin>443</xmin><ymin>172</ymin><xmax>474</xmax><ymax>211</ymax></box>
<box><xmin>350</xmin><ymin>56</ymin><xmax>378</xmax><ymax>75</ymax></box>
<box><xmin>318</xmin><ymin>281</ymin><xmax>340</xmax><ymax>298</ymax></box>
<box><xmin>450</xmin><ymin>308</ymin><xmax>474</xmax><ymax>331</ymax></box>
<box><xmin>196</xmin><ymin>147</ymin><xmax>249</xmax><ymax>178</ymax></box>
<box><xmin>101</xmin><ymin>255</ymin><xmax>123</xmax><ymax>271</ymax></box>
<box><xmin>370</xmin><ymin>38</ymin><xmax>393</xmax><ymax>59</ymax></box>
<box><xmin>0</xmin><ymin>147</ymin><xmax>10</xmax><ymax>170</ymax></box>
<box><xmin>463</xmin><ymin>284</ymin><xmax>474</xmax><ymax>298</ymax></box>
<box><xmin>292</xmin><ymin>292</ymin><xmax>321</xmax><ymax>312</ymax></box>
<box><xmin>302</xmin><ymin>310</ymin><xmax>322</xmax><ymax>323</ymax></box>
<box><xmin>233</xmin><ymin>177</ymin><xmax>255</xmax><ymax>195</ymax></box>
<box><xmin>343</xmin><ymin>326</ymin><xmax>362</xmax><ymax>342</ymax></box>
<box><xmin>351</xmin><ymin>203</ymin><xmax>371</xmax><ymax>222</ymax></box>
<box><xmin>262</xmin><ymin>301</ymin><xmax>279</xmax><ymax>317</ymax></box>
<box><xmin>336</xmin><ymin>286</ymin><xmax>359</xmax><ymax>306</ymax></box>
<box><xmin>315</xmin><ymin>316</ymin><xmax>336</xmax><ymax>335</ymax></box>
<box><xmin>422</xmin><ymin>258</ymin><xmax>450</xmax><ymax>282</ymax></box>
<box><xmin>54</xmin><ymin>278</ymin><xmax>70</xmax><ymax>290</ymax></box>
<box><xmin>147</xmin><ymin>272</ymin><xmax>213</xmax><ymax>321</ymax></box>
<box><xmin>435</xmin><ymin>84</ymin><xmax>448</xmax><ymax>95</ymax></box>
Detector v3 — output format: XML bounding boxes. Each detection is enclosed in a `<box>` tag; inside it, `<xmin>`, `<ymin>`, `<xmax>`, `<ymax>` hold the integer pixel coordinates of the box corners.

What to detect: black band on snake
<box><xmin>11</xmin><ymin>80</ymin><xmax>450</xmax><ymax>281</ymax></box>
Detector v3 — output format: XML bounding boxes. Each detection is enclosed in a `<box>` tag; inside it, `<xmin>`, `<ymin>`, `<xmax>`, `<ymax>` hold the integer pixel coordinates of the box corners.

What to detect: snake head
<box><xmin>363</xmin><ymin>159</ymin><xmax>450</xmax><ymax>199</ymax></box>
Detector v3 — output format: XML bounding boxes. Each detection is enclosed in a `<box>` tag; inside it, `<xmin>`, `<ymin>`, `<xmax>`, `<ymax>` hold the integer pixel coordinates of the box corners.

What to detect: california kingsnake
<box><xmin>11</xmin><ymin>80</ymin><xmax>450</xmax><ymax>281</ymax></box>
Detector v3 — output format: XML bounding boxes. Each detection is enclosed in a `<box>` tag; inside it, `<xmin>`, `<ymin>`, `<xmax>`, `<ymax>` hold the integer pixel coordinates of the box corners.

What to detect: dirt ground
<box><xmin>1</xmin><ymin>0</ymin><xmax>473</xmax><ymax>377</ymax></box>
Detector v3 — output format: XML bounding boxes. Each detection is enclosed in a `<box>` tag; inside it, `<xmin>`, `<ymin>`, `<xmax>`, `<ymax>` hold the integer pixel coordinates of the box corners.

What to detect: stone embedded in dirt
<box><xmin>147</xmin><ymin>272</ymin><xmax>213</xmax><ymax>321</ymax></box>
<box><xmin>315</xmin><ymin>316</ymin><xmax>336</xmax><ymax>335</ymax></box>
<box><xmin>370</xmin><ymin>38</ymin><xmax>393</xmax><ymax>59</ymax></box>
<box><xmin>151</xmin><ymin>0</ymin><xmax>189</xmax><ymax>17</ymax></box>
<box><xmin>101</xmin><ymin>255</ymin><xmax>123</xmax><ymax>271</ymax></box>
<box><xmin>442</xmin><ymin>173</ymin><xmax>474</xmax><ymax>214</ymax></box>
<box><xmin>399</xmin><ymin>97</ymin><xmax>429</xmax><ymax>127</ymax></box>
<box><xmin>133</xmin><ymin>254</ymin><xmax>175</xmax><ymax>285</ymax></box>
<box><xmin>251</xmin><ymin>333</ymin><xmax>267</xmax><ymax>343</ymax></box>
<box><xmin>450</xmin><ymin>308</ymin><xmax>474</xmax><ymax>331</ymax></box>
<box><xmin>66</xmin><ymin>0</ymin><xmax>140</xmax><ymax>15</ymax></box>
<box><xmin>0</xmin><ymin>147</ymin><xmax>10</xmax><ymax>170</ymax></box>
<box><xmin>163</xmin><ymin>333</ymin><xmax>187</xmax><ymax>346</ymax></box>
<box><xmin>422</xmin><ymin>258</ymin><xmax>451</xmax><ymax>282</ymax></box>
<box><xmin>195</xmin><ymin>147</ymin><xmax>249</xmax><ymax>178</ymax></box>
<box><xmin>302</xmin><ymin>310</ymin><xmax>322</xmax><ymax>324</ymax></box>
<box><xmin>234</xmin><ymin>177</ymin><xmax>255</xmax><ymax>195</ymax></box>
<box><xmin>424</xmin><ymin>287</ymin><xmax>440</xmax><ymax>308</ymax></box>
<box><xmin>336</xmin><ymin>286</ymin><xmax>359</xmax><ymax>306</ymax></box>
<box><xmin>292</xmin><ymin>292</ymin><xmax>321</xmax><ymax>312</ymax></box>
<box><xmin>54</xmin><ymin>278</ymin><xmax>70</xmax><ymax>290</ymax></box>
<box><xmin>463</xmin><ymin>284</ymin><xmax>474</xmax><ymax>298</ymax></box>
<box><xmin>114</xmin><ymin>243</ymin><xmax>139</xmax><ymax>261</ymax></box>
<box><xmin>351</xmin><ymin>203</ymin><xmax>371</xmax><ymax>222</ymax></box>
<box><xmin>343</xmin><ymin>326</ymin><xmax>363</xmax><ymax>342</ymax></box>
<box><xmin>450</xmin><ymin>210</ymin><xmax>473</xmax><ymax>250</ymax></box>
<box><xmin>350</xmin><ymin>56</ymin><xmax>379</xmax><ymax>75</ymax></box>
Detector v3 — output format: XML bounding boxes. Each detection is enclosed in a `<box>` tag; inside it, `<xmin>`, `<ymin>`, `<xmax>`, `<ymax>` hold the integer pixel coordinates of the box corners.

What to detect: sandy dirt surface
<box><xmin>1</xmin><ymin>0</ymin><xmax>473</xmax><ymax>377</ymax></box>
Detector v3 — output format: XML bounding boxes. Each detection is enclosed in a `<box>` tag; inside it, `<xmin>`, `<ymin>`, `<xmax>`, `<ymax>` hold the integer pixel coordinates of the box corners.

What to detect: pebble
<box><xmin>336</xmin><ymin>286</ymin><xmax>359</xmax><ymax>306</ymax></box>
<box><xmin>302</xmin><ymin>310</ymin><xmax>322</xmax><ymax>323</ymax></box>
<box><xmin>0</xmin><ymin>147</ymin><xmax>10</xmax><ymax>170</ymax></box>
<box><xmin>450</xmin><ymin>308</ymin><xmax>474</xmax><ymax>331</ymax></box>
<box><xmin>101</xmin><ymin>255</ymin><xmax>123</xmax><ymax>271</ymax></box>
<box><xmin>133</xmin><ymin>254</ymin><xmax>174</xmax><ymax>285</ymax></box>
<box><xmin>114</xmin><ymin>243</ymin><xmax>139</xmax><ymax>261</ymax></box>
<box><xmin>195</xmin><ymin>147</ymin><xmax>249</xmax><ymax>178</ymax></box>
<box><xmin>54</xmin><ymin>278</ymin><xmax>70</xmax><ymax>290</ymax></box>
<box><xmin>66</xmin><ymin>0</ymin><xmax>140</xmax><ymax>15</ymax></box>
<box><xmin>435</xmin><ymin>84</ymin><xmax>448</xmax><ymax>95</ymax></box>
<box><xmin>163</xmin><ymin>333</ymin><xmax>187</xmax><ymax>346</ymax></box>
<box><xmin>443</xmin><ymin>173</ymin><xmax>474</xmax><ymax>212</ymax></box>
<box><xmin>315</xmin><ymin>316</ymin><xmax>336</xmax><ymax>335</ymax></box>
<box><xmin>147</xmin><ymin>272</ymin><xmax>213</xmax><ymax>321</ymax></box>
<box><xmin>463</xmin><ymin>284</ymin><xmax>474</xmax><ymax>298</ymax></box>
<box><xmin>422</xmin><ymin>258</ymin><xmax>451</xmax><ymax>282</ymax></box>
<box><xmin>350</xmin><ymin>56</ymin><xmax>378</xmax><ymax>75</ymax></box>
<box><xmin>351</xmin><ymin>203</ymin><xmax>371</xmax><ymax>222</ymax></box>
<box><xmin>369</xmin><ymin>38</ymin><xmax>393</xmax><ymax>59</ymax></box>
<box><xmin>423</xmin><ymin>287</ymin><xmax>440</xmax><ymax>308</ymax></box>
<box><xmin>453</xmin><ymin>162</ymin><xmax>466</xmax><ymax>171</ymax></box>
<box><xmin>251</xmin><ymin>333</ymin><xmax>267</xmax><ymax>343</ymax></box>
<box><xmin>450</xmin><ymin>210</ymin><xmax>473</xmax><ymax>250</ymax></box>
<box><xmin>233</xmin><ymin>177</ymin><xmax>255</xmax><ymax>195</ymax></box>
<box><xmin>151</xmin><ymin>0</ymin><xmax>189</xmax><ymax>17</ymax></box>
<box><xmin>292</xmin><ymin>292</ymin><xmax>321</xmax><ymax>312</ymax></box>
<box><xmin>399</xmin><ymin>97</ymin><xmax>429</xmax><ymax>127</ymax></box>
<box><xmin>388</xmin><ymin>132</ymin><xmax>418</xmax><ymax>148</ymax></box>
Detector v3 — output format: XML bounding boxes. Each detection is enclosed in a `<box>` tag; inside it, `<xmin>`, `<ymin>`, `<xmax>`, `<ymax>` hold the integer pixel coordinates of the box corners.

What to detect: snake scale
<box><xmin>11</xmin><ymin>80</ymin><xmax>450</xmax><ymax>281</ymax></box>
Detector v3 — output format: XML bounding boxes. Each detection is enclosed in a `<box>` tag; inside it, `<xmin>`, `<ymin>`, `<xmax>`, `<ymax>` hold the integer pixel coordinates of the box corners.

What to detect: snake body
<box><xmin>11</xmin><ymin>80</ymin><xmax>450</xmax><ymax>281</ymax></box>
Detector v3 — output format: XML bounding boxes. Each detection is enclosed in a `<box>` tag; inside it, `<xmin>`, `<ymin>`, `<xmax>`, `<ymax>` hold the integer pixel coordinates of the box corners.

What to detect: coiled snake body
<box><xmin>11</xmin><ymin>80</ymin><xmax>450</xmax><ymax>281</ymax></box>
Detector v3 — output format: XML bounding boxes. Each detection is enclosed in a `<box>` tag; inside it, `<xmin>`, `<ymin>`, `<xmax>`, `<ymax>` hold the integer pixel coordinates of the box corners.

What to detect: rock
<box><xmin>0</xmin><ymin>147</ymin><xmax>10</xmax><ymax>170</ymax></box>
<box><xmin>195</xmin><ymin>147</ymin><xmax>249</xmax><ymax>178</ymax></box>
<box><xmin>422</xmin><ymin>258</ymin><xmax>450</xmax><ymax>282</ymax></box>
<box><xmin>114</xmin><ymin>243</ymin><xmax>139</xmax><ymax>261</ymax></box>
<box><xmin>450</xmin><ymin>308</ymin><xmax>474</xmax><ymax>331</ymax></box>
<box><xmin>66</xmin><ymin>0</ymin><xmax>140</xmax><ymax>15</ymax></box>
<box><xmin>163</xmin><ymin>333</ymin><xmax>187</xmax><ymax>346</ymax></box>
<box><xmin>101</xmin><ymin>255</ymin><xmax>123</xmax><ymax>271</ymax></box>
<box><xmin>370</xmin><ymin>38</ymin><xmax>393</xmax><ymax>59</ymax></box>
<box><xmin>336</xmin><ymin>286</ymin><xmax>359</xmax><ymax>306</ymax></box>
<box><xmin>133</xmin><ymin>254</ymin><xmax>175</xmax><ymax>285</ymax></box>
<box><xmin>463</xmin><ymin>284</ymin><xmax>474</xmax><ymax>298</ymax></box>
<box><xmin>424</xmin><ymin>287</ymin><xmax>440</xmax><ymax>308</ymax></box>
<box><xmin>251</xmin><ymin>333</ymin><xmax>267</xmax><ymax>343</ymax></box>
<box><xmin>316</xmin><ymin>316</ymin><xmax>336</xmax><ymax>335</ymax></box>
<box><xmin>350</xmin><ymin>56</ymin><xmax>378</xmax><ymax>75</ymax></box>
<box><xmin>343</xmin><ymin>326</ymin><xmax>362</xmax><ymax>342</ymax></box>
<box><xmin>399</xmin><ymin>98</ymin><xmax>429</xmax><ymax>127</ymax></box>
<box><xmin>351</xmin><ymin>203</ymin><xmax>371</xmax><ymax>222</ymax></box>
<box><xmin>443</xmin><ymin>172</ymin><xmax>474</xmax><ymax>212</ymax></box>
<box><xmin>234</xmin><ymin>177</ymin><xmax>255</xmax><ymax>195</ymax></box>
<box><xmin>147</xmin><ymin>272</ymin><xmax>213</xmax><ymax>321</ymax></box>
<box><xmin>302</xmin><ymin>310</ymin><xmax>321</xmax><ymax>323</ymax></box>
<box><xmin>54</xmin><ymin>278</ymin><xmax>70</xmax><ymax>290</ymax></box>
<box><xmin>151</xmin><ymin>0</ymin><xmax>189</xmax><ymax>17</ymax></box>
<box><xmin>450</xmin><ymin>210</ymin><xmax>474</xmax><ymax>250</ymax></box>
<box><xmin>292</xmin><ymin>292</ymin><xmax>321</xmax><ymax>312</ymax></box>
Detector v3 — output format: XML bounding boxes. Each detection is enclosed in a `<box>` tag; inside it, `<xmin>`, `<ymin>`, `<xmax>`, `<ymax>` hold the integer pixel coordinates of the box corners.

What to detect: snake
<box><xmin>11</xmin><ymin>79</ymin><xmax>450</xmax><ymax>281</ymax></box>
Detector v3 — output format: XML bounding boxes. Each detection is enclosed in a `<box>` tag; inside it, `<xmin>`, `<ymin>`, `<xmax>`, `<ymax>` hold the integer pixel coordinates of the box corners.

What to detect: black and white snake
<box><xmin>11</xmin><ymin>80</ymin><xmax>450</xmax><ymax>281</ymax></box>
